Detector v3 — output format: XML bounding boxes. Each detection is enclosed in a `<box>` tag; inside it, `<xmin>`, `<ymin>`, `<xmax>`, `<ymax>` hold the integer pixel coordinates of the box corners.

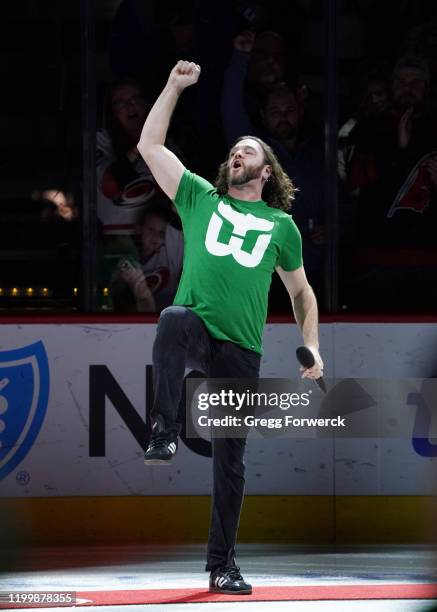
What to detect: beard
<box><xmin>228</xmin><ymin>162</ymin><xmax>264</xmax><ymax>186</ymax></box>
<box><xmin>270</xmin><ymin>121</ymin><xmax>298</xmax><ymax>141</ymax></box>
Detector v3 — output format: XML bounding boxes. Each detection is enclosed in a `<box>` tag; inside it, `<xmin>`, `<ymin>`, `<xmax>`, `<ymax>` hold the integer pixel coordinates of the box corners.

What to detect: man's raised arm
<box><xmin>137</xmin><ymin>61</ymin><xmax>201</xmax><ymax>200</ymax></box>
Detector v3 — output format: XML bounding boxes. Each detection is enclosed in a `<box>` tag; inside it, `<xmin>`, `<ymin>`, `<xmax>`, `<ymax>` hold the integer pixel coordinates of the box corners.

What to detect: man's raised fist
<box><xmin>168</xmin><ymin>61</ymin><xmax>201</xmax><ymax>93</ymax></box>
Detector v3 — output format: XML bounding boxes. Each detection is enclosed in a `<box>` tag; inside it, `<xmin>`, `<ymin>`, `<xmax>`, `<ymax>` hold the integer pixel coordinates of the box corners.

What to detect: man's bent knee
<box><xmin>157</xmin><ymin>306</ymin><xmax>192</xmax><ymax>334</ymax></box>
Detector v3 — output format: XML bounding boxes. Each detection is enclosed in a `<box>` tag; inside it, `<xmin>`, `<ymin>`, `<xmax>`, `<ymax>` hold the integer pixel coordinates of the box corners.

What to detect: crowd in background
<box><xmin>4</xmin><ymin>0</ymin><xmax>437</xmax><ymax>314</ymax></box>
<box><xmin>97</xmin><ymin>0</ymin><xmax>437</xmax><ymax>314</ymax></box>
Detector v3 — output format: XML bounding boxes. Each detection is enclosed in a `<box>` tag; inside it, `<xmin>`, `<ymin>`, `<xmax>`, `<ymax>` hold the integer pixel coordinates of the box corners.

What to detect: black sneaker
<box><xmin>209</xmin><ymin>566</ymin><xmax>252</xmax><ymax>595</ymax></box>
<box><xmin>144</xmin><ymin>435</ymin><xmax>178</xmax><ymax>465</ymax></box>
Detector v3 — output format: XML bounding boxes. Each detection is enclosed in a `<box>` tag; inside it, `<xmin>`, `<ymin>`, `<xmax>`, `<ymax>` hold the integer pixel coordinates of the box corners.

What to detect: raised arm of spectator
<box><xmin>137</xmin><ymin>61</ymin><xmax>201</xmax><ymax>200</ymax></box>
<box><xmin>220</xmin><ymin>31</ymin><xmax>257</xmax><ymax>147</ymax></box>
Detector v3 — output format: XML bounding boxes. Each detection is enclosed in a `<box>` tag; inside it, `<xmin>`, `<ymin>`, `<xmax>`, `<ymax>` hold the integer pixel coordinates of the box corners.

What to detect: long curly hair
<box><xmin>214</xmin><ymin>135</ymin><xmax>297</xmax><ymax>210</ymax></box>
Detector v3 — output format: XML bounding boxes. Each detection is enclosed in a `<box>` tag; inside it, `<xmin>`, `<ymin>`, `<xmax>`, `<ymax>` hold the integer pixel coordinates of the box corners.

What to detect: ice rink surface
<box><xmin>1</xmin><ymin>544</ymin><xmax>436</xmax><ymax>612</ymax></box>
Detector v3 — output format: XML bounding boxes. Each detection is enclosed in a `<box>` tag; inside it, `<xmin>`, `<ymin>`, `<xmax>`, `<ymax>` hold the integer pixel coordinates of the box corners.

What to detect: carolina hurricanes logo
<box><xmin>205</xmin><ymin>202</ymin><xmax>274</xmax><ymax>268</ymax></box>
<box><xmin>101</xmin><ymin>165</ymin><xmax>156</xmax><ymax>208</ymax></box>
<box><xmin>387</xmin><ymin>151</ymin><xmax>437</xmax><ymax>218</ymax></box>
<box><xmin>144</xmin><ymin>266</ymin><xmax>170</xmax><ymax>294</ymax></box>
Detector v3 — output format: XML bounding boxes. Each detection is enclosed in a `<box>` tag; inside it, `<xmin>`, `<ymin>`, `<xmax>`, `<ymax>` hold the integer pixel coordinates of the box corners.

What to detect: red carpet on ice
<box><xmin>3</xmin><ymin>584</ymin><xmax>437</xmax><ymax>608</ymax></box>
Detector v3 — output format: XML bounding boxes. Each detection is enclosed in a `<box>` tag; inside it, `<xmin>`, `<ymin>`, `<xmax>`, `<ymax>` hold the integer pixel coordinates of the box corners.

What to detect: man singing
<box><xmin>138</xmin><ymin>61</ymin><xmax>323</xmax><ymax>595</ymax></box>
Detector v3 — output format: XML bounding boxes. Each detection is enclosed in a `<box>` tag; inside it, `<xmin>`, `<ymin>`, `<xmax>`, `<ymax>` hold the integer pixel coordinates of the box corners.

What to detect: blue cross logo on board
<box><xmin>0</xmin><ymin>341</ymin><xmax>50</xmax><ymax>481</ymax></box>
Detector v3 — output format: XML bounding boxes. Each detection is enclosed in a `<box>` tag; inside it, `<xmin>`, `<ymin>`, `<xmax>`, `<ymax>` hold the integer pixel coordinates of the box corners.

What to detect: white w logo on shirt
<box><xmin>205</xmin><ymin>202</ymin><xmax>274</xmax><ymax>268</ymax></box>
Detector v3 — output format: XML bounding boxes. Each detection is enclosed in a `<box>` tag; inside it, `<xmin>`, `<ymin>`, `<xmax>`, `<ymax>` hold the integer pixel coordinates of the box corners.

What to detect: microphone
<box><xmin>296</xmin><ymin>346</ymin><xmax>326</xmax><ymax>393</ymax></box>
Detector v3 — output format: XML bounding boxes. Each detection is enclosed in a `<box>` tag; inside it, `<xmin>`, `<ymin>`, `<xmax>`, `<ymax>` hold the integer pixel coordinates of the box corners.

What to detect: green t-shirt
<box><xmin>173</xmin><ymin>170</ymin><xmax>302</xmax><ymax>354</ymax></box>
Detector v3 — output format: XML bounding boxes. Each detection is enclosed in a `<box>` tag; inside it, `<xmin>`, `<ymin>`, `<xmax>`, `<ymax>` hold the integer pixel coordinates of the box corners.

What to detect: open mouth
<box><xmin>232</xmin><ymin>160</ymin><xmax>243</xmax><ymax>169</ymax></box>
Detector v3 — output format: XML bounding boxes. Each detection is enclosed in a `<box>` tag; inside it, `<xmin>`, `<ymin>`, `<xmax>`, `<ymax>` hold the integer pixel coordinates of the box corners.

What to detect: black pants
<box><xmin>151</xmin><ymin>306</ymin><xmax>261</xmax><ymax>571</ymax></box>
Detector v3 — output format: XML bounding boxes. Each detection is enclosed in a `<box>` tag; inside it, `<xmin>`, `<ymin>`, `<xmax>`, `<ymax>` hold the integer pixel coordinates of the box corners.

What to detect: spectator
<box><xmin>223</xmin><ymin>30</ymin><xmax>288</xmax><ymax>128</ymax></box>
<box><xmin>110</xmin><ymin>204</ymin><xmax>183</xmax><ymax>313</ymax></box>
<box><xmin>338</xmin><ymin>61</ymin><xmax>390</xmax><ymax>191</ymax></box>
<box><xmin>246</xmin><ymin>30</ymin><xmax>286</xmax><ymax>92</ymax></box>
<box><xmin>33</xmin><ymin>189</ymin><xmax>81</xmax><ymax>300</ymax></box>
<box><xmin>97</xmin><ymin>78</ymin><xmax>182</xmax><ymax>285</ymax></box>
<box><xmin>98</xmin><ymin>79</ymin><xmax>158</xmax><ymax>238</ymax></box>
<box><xmin>260</xmin><ymin>85</ymin><xmax>326</xmax><ymax>277</ymax></box>
<box><xmin>221</xmin><ymin>33</ymin><xmax>326</xmax><ymax>302</ymax></box>
<box><xmin>340</xmin><ymin>55</ymin><xmax>437</xmax><ymax>310</ymax></box>
<box><xmin>38</xmin><ymin>189</ymin><xmax>78</xmax><ymax>222</ymax></box>
<box><xmin>108</xmin><ymin>0</ymin><xmax>236</xmax><ymax>177</ymax></box>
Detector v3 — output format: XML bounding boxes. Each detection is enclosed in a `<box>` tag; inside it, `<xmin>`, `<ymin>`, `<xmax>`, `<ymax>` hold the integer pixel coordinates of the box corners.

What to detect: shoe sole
<box><xmin>144</xmin><ymin>458</ymin><xmax>174</xmax><ymax>465</ymax></box>
<box><xmin>209</xmin><ymin>587</ymin><xmax>252</xmax><ymax>595</ymax></box>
